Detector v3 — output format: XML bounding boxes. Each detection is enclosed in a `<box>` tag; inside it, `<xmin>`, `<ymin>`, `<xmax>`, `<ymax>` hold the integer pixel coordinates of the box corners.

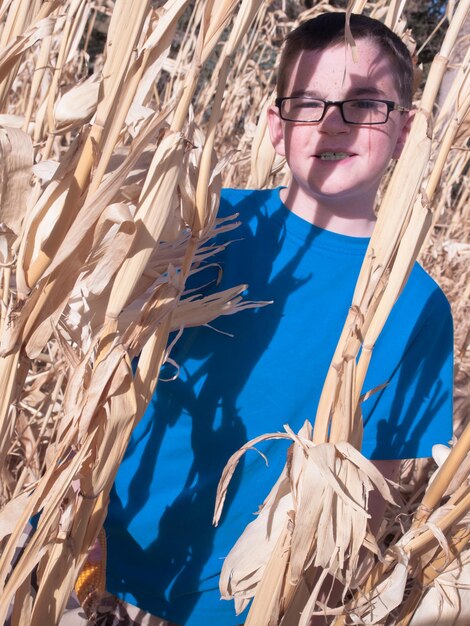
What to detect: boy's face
<box><xmin>268</xmin><ymin>39</ymin><xmax>412</xmax><ymax>216</ymax></box>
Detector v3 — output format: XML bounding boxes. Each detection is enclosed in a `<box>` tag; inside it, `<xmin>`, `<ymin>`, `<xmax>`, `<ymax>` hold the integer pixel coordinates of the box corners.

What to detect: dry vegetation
<box><xmin>0</xmin><ymin>0</ymin><xmax>468</xmax><ymax>624</ymax></box>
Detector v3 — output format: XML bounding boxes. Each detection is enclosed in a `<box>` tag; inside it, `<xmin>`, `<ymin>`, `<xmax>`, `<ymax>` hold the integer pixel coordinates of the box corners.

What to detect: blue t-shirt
<box><xmin>105</xmin><ymin>187</ymin><xmax>453</xmax><ymax>625</ymax></box>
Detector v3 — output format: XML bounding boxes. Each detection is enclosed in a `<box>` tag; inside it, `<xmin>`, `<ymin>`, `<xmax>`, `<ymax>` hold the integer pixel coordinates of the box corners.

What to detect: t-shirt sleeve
<box><xmin>361</xmin><ymin>282</ymin><xmax>454</xmax><ymax>460</ymax></box>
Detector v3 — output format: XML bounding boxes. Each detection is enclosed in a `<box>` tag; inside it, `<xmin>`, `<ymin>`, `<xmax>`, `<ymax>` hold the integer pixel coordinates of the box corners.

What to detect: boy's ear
<box><xmin>267</xmin><ymin>104</ymin><xmax>286</xmax><ymax>157</ymax></box>
<box><xmin>392</xmin><ymin>109</ymin><xmax>415</xmax><ymax>159</ymax></box>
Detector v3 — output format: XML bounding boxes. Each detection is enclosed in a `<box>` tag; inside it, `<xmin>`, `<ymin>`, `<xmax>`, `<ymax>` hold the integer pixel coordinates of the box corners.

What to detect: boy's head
<box><xmin>267</xmin><ymin>11</ymin><xmax>415</xmax><ymax>230</ymax></box>
<box><xmin>277</xmin><ymin>12</ymin><xmax>414</xmax><ymax>107</ymax></box>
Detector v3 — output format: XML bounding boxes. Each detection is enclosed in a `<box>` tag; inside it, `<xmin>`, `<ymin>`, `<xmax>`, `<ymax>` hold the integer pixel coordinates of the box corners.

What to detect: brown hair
<box><xmin>277</xmin><ymin>12</ymin><xmax>414</xmax><ymax>107</ymax></box>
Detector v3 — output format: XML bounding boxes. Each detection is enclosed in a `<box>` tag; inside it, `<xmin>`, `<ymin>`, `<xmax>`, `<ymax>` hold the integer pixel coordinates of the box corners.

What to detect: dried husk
<box><xmin>216</xmin><ymin>423</ymin><xmax>396</xmax><ymax>624</ymax></box>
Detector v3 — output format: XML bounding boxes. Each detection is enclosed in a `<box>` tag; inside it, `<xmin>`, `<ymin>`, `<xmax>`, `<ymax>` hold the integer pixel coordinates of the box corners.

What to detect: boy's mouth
<box><xmin>317</xmin><ymin>152</ymin><xmax>352</xmax><ymax>161</ymax></box>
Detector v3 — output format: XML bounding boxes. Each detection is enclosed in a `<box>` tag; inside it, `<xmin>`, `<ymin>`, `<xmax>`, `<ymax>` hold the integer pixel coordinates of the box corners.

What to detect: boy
<box><xmin>104</xmin><ymin>12</ymin><xmax>453</xmax><ymax>626</ymax></box>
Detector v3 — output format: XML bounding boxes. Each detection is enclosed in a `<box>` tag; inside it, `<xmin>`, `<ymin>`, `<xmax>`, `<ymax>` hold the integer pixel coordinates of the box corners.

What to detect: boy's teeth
<box><xmin>319</xmin><ymin>152</ymin><xmax>349</xmax><ymax>161</ymax></box>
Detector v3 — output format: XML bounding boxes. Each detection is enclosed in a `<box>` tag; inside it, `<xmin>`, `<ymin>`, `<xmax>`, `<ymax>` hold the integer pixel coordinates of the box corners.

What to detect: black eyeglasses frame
<box><xmin>274</xmin><ymin>96</ymin><xmax>410</xmax><ymax>125</ymax></box>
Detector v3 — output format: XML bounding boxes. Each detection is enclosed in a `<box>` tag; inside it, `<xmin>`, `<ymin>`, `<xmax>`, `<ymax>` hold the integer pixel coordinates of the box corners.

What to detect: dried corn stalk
<box><xmin>0</xmin><ymin>0</ymin><xmax>268</xmax><ymax>624</ymax></box>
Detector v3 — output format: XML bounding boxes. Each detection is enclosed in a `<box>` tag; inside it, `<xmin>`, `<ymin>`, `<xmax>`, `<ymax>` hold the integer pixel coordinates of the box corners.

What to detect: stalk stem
<box><xmin>412</xmin><ymin>421</ymin><xmax>470</xmax><ymax>527</ymax></box>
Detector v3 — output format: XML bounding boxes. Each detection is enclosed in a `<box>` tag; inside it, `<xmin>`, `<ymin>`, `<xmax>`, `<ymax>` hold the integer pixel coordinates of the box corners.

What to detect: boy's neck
<box><xmin>279</xmin><ymin>186</ymin><xmax>377</xmax><ymax>238</ymax></box>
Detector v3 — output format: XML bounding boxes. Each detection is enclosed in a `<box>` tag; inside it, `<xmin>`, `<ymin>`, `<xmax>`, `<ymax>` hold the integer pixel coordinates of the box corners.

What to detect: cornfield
<box><xmin>0</xmin><ymin>0</ymin><xmax>468</xmax><ymax>625</ymax></box>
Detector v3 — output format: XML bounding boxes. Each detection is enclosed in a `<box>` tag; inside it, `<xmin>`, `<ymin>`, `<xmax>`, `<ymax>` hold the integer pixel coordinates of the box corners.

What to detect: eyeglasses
<box><xmin>275</xmin><ymin>97</ymin><xmax>410</xmax><ymax>125</ymax></box>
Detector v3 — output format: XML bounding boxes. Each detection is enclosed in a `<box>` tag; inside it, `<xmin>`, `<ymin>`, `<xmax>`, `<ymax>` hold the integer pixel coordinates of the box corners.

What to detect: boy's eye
<box><xmin>343</xmin><ymin>99</ymin><xmax>389</xmax><ymax>123</ymax></box>
<box><xmin>348</xmin><ymin>100</ymin><xmax>381</xmax><ymax>111</ymax></box>
<box><xmin>289</xmin><ymin>98</ymin><xmax>324</xmax><ymax>112</ymax></box>
<box><xmin>299</xmin><ymin>99</ymin><xmax>323</xmax><ymax>109</ymax></box>
<box><xmin>281</xmin><ymin>98</ymin><xmax>325</xmax><ymax>121</ymax></box>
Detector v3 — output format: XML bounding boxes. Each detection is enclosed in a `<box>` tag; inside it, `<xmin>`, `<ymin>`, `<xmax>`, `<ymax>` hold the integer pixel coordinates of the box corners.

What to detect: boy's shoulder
<box><xmin>407</xmin><ymin>262</ymin><xmax>451</xmax><ymax>316</ymax></box>
<box><xmin>392</xmin><ymin>261</ymin><xmax>452</xmax><ymax>348</ymax></box>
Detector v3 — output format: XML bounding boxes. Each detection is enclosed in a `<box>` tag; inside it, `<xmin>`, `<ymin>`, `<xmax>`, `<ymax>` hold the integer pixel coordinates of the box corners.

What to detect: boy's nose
<box><xmin>319</xmin><ymin>103</ymin><xmax>349</xmax><ymax>133</ymax></box>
